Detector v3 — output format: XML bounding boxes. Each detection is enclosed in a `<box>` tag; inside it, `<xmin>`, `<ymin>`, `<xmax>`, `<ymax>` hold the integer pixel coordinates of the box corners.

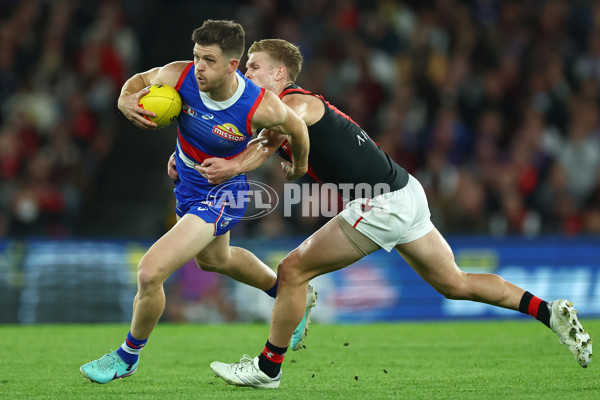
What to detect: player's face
<box><xmin>245</xmin><ymin>52</ymin><xmax>279</xmax><ymax>92</ymax></box>
<box><xmin>193</xmin><ymin>44</ymin><xmax>231</xmax><ymax>92</ymax></box>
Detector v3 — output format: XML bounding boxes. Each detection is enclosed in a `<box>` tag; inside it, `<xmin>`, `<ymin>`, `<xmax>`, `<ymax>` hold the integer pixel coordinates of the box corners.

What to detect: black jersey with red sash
<box><xmin>276</xmin><ymin>85</ymin><xmax>409</xmax><ymax>201</ymax></box>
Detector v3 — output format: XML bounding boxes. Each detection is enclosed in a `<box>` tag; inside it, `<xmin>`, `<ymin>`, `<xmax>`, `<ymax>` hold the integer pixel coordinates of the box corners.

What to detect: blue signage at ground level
<box><xmin>0</xmin><ymin>237</ymin><xmax>598</xmax><ymax>323</ymax></box>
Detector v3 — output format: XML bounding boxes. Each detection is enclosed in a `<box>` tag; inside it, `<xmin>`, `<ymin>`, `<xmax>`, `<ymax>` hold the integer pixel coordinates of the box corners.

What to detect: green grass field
<box><xmin>1</xmin><ymin>320</ymin><xmax>599</xmax><ymax>399</ymax></box>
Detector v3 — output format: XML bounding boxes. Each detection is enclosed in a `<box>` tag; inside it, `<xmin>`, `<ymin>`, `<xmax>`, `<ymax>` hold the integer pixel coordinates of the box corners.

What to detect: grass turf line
<box><xmin>1</xmin><ymin>320</ymin><xmax>599</xmax><ymax>400</ymax></box>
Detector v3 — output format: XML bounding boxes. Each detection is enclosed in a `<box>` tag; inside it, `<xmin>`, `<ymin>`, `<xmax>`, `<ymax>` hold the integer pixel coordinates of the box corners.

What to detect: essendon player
<box><xmin>180</xmin><ymin>39</ymin><xmax>591</xmax><ymax>388</ymax></box>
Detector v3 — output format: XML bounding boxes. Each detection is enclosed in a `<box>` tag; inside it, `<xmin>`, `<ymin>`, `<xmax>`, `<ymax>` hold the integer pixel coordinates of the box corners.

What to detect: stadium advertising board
<box><xmin>0</xmin><ymin>237</ymin><xmax>598</xmax><ymax>323</ymax></box>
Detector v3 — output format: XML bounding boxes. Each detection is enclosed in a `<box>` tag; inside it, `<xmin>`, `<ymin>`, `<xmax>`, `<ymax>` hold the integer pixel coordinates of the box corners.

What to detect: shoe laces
<box><xmin>233</xmin><ymin>354</ymin><xmax>257</xmax><ymax>373</ymax></box>
<box><xmin>96</xmin><ymin>351</ymin><xmax>119</xmax><ymax>371</ymax></box>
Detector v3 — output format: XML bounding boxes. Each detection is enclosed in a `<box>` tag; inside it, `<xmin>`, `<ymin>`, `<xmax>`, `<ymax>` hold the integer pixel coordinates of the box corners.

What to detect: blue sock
<box><xmin>116</xmin><ymin>332</ymin><xmax>147</xmax><ymax>365</ymax></box>
<box><xmin>264</xmin><ymin>279</ymin><xmax>278</xmax><ymax>298</ymax></box>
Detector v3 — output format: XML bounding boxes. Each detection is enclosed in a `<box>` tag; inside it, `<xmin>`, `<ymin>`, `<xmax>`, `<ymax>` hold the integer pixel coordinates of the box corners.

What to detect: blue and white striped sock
<box><xmin>116</xmin><ymin>332</ymin><xmax>147</xmax><ymax>365</ymax></box>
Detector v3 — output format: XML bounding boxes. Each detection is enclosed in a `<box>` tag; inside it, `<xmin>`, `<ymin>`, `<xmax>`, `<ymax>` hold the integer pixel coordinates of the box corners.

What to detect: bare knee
<box><xmin>195</xmin><ymin>254</ymin><xmax>228</xmax><ymax>273</ymax></box>
<box><xmin>196</xmin><ymin>259</ymin><xmax>218</xmax><ymax>273</ymax></box>
<box><xmin>429</xmin><ymin>250</ymin><xmax>472</xmax><ymax>300</ymax></box>
<box><xmin>433</xmin><ymin>271</ymin><xmax>469</xmax><ymax>300</ymax></box>
<box><xmin>277</xmin><ymin>250</ymin><xmax>306</xmax><ymax>287</ymax></box>
<box><xmin>433</xmin><ymin>271</ymin><xmax>505</xmax><ymax>301</ymax></box>
<box><xmin>425</xmin><ymin>253</ymin><xmax>470</xmax><ymax>300</ymax></box>
<box><xmin>137</xmin><ymin>257</ymin><xmax>166</xmax><ymax>291</ymax></box>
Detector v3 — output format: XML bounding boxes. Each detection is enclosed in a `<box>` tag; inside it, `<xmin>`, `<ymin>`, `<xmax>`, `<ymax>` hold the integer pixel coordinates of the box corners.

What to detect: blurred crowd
<box><xmin>0</xmin><ymin>0</ymin><xmax>137</xmax><ymax>237</ymax></box>
<box><xmin>240</xmin><ymin>0</ymin><xmax>600</xmax><ymax>238</ymax></box>
<box><xmin>1</xmin><ymin>0</ymin><xmax>600</xmax><ymax>239</ymax></box>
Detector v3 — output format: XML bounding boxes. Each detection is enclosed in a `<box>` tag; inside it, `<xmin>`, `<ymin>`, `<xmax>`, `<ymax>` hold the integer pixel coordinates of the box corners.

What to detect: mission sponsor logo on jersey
<box><xmin>212</xmin><ymin>123</ymin><xmax>245</xmax><ymax>142</ymax></box>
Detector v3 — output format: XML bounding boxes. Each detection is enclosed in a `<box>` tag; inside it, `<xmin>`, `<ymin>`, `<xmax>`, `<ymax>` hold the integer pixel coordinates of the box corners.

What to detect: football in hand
<box><xmin>139</xmin><ymin>84</ymin><xmax>182</xmax><ymax>128</ymax></box>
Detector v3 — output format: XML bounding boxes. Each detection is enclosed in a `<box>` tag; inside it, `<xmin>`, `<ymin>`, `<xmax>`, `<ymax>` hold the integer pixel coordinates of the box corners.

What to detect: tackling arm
<box><xmin>195</xmin><ymin>130</ymin><xmax>286</xmax><ymax>184</ymax></box>
<box><xmin>251</xmin><ymin>90</ymin><xmax>309</xmax><ymax>180</ymax></box>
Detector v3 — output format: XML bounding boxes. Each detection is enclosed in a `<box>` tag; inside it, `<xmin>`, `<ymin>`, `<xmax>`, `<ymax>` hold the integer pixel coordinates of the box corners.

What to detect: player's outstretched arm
<box><xmin>196</xmin><ymin>130</ymin><xmax>286</xmax><ymax>184</ymax></box>
<box><xmin>251</xmin><ymin>90</ymin><xmax>309</xmax><ymax>180</ymax></box>
<box><xmin>118</xmin><ymin>61</ymin><xmax>189</xmax><ymax>130</ymax></box>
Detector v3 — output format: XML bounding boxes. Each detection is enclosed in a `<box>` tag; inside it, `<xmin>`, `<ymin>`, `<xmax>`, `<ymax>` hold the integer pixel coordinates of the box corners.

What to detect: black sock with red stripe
<box><xmin>257</xmin><ymin>340</ymin><xmax>287</xmax><ymax>378</ymax></box>
<box><xmin>519</xmin><ymin>291</ymin><xmax>550</xmax><ymax>328</ymax></box>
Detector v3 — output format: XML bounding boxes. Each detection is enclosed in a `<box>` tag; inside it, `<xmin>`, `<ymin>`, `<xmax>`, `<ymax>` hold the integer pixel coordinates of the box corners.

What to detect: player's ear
<box><xmin>275</xmin><ymin>65</ymin><xmax>286</xmax><ymax>82</ymax></box>
<box><xmin>228</xmin><ymin>58</ymin><xmax>239</xmax><ymax>74</ymax></box>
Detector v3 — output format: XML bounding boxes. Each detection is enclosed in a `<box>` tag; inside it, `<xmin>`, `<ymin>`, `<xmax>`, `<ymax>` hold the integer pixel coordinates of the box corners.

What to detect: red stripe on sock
<box><xmin>126</xmin><ymin>338</ymin><xmax>142</xmax><ymax>349</ymax></box>
<box><xmin>262</xmin><ymin>348</ymin><xmax>284</xmax><ymax>364</ymax></box>
<box><xmin>528</xmin><ymin>296</ymin><xmax>543</xmax><ymax>318</ymax></box>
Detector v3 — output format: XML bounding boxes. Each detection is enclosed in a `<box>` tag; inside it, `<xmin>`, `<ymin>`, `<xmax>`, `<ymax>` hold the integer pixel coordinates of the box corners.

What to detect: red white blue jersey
<box><xmin>173</xmin><ymin>63</ymin><xmax>265</xmax><ymax>195</ymax></box>
<box><xmin>171</xmin><ymin>63</ymin><xmax>265</xmax><ymax>235</ymax></box>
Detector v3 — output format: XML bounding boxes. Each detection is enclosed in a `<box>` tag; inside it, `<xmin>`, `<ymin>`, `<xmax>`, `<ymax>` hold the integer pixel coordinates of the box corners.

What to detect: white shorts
<box><xmin>339</xmin><ymin>175</ymin><xmax>434</xmax><ymax>252</ymax></box>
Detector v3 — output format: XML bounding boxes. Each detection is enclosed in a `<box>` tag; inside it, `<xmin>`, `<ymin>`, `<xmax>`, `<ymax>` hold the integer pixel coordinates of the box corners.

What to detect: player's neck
<box><xmin>274</xmin><ymin>80</ymin><xmax>293</xmax><ymax>97</ymax></box>
<box><xmin>206</xmin><ymin>72</ymin><xmax>239</xmax><ymax>102</ymax></box>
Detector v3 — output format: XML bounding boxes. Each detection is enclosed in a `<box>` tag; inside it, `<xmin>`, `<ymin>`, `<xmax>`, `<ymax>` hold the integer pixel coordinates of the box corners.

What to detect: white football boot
<box><xmin>210</xmin><ymin>355</ymin><xmax>281</xmax><ymax>389</ymax></box>
<box><xmin>549</xmin><ymin>299</ymin><xmax>592</xmax><ymax>368</ymax></box>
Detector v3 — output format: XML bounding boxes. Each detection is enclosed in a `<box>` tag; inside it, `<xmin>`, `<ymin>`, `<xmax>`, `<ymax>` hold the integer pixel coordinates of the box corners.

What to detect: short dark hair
<box><xmin>248</xmin><ymin>39</ymin><xmax>303</xmax><ymax>83</ymax></box>
<box><xmin>191</xmin><ymin>20</ymin><xmax>245</xmax><ymax>60</ymax></box>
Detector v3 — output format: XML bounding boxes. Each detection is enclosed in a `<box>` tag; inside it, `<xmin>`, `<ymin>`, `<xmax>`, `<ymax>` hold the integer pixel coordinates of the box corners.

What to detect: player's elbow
<box><xmin>295</xmin><ymin>164</ymin><xmax>308</xmax><ymax>175</ymax></box>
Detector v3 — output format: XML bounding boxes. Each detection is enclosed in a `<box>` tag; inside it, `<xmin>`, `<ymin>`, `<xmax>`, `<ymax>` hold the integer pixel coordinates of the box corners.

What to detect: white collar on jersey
<box><xmin>199</xmin><ymin>71</ymin><xmax>245</xmax><ymax>111</ymax></box>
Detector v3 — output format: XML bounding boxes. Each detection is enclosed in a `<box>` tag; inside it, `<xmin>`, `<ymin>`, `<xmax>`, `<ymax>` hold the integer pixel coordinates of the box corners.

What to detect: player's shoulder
<box><xmin>282</xmin><ymin>91</ymin><xmax>314</xmax><ymax>107</ymax></box>
<box><xmin>281</xmin><ymin>86</ymin><xmax>321</xmax><ymax>106</ymax></box>
<box><xmin>281</xmin><ymin>89</ymin><xmax>324</xmax><ymax>126</ymax></box>
<box><xmin>250</xmin><ymin>89</ymin><xmax>287</xmax><ymax>129</ymax></box>
<box><xmin>255</xmin><ymin>89</ymin><xmax>283</xmax><ymax>114</ymax></box>
<box><xmin>156</xmin><ymin>61</ymin><xmax>193</xmax><ymax>87</ymax></box>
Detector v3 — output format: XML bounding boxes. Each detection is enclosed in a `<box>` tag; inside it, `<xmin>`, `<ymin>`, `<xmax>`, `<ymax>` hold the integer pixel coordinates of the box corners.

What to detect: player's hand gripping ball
<box><xmin>139</xmin><ymin>84</ymin><xmax>182</xmax><ymax>128</ymax></box>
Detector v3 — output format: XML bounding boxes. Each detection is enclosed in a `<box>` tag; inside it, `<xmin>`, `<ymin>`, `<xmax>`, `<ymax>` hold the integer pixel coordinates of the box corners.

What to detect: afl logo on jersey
<box><xmin>212</xmin><ymin>123</ymin><xmax>245</xmax><ymax>142</ymax></box>
<box><xmin>182</xmin><ymin>103</ymin><xmax>197</xmax><ymax>117</ymax></box>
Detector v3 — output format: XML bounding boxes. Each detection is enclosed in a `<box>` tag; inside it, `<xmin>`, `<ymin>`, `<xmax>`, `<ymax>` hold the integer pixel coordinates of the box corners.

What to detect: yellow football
<box><xmin>139</xmin><ymin>84</ymin><xmax>182</xmax><ymax>128</ymax></box>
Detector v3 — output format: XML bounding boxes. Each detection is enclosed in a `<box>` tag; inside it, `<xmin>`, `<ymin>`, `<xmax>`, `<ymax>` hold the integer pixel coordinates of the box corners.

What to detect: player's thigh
<box><xmin>282</xmin><ymin>217</ymin><xmax>366</xmax><ymax>282</ymax></box>
<box><xmin>394</xmin><ymin>228</ymin><xmax>463</xmax><ymax>289</ymax></box>
<box><xmin>194</xmin><ymin>231</ymin><xmax>231</xmax><ymax>268</ymax></box>
<box><xmin>140</xmin><ymin>213</ymin><xmax>216</xmax><ymax>280</ymax></box>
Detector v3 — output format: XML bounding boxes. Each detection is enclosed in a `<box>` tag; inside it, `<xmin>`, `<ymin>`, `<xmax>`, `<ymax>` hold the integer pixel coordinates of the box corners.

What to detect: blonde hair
<box><xmin>248</xmin><ymin>39</ymin><xmax>303</xmax><ymax>83</ymax></box>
